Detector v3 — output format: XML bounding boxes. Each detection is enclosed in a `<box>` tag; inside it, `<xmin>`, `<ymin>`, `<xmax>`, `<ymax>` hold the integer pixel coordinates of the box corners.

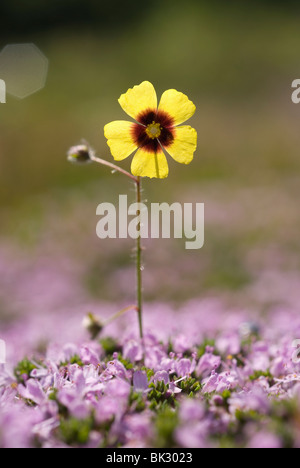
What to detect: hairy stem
<box><xmin>91</xmin><ymin>153</ymin><xmax>144</xmax><ymax>339</ymax></box>
<box><xmin>136</xmin><ymin>176</ymin><xmax>143</xmax><ymax>339</ymax></box>
<box><xmin>103</xmin><ymin>304</ymin><xmax>138</xmax><ymax>326</ymax></box>
<box><xmin>91</xmin><ymin>155</ymin><xmax>138</xmax><ymax>183</ymax></box>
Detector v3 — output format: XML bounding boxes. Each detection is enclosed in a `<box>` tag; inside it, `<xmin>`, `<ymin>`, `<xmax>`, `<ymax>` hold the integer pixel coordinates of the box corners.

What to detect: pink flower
<box><xmin>18</xmin><ymin>379</ymin><xmax>46</xmax><ymax>406</ymax></box>
<box><xmin>123</xmin><ymin>339</ymin><xmax>143</xmax><ymax>362</ymax></box>
<box><xmin>175</xmin><ymin>358</ymin><xmax>196</xmax><ymax>377</ymax></box>
<box><xmin>248</xmin><ymin>431</ymin><xmax>281</xmax><ymax>449</ymax></box>
<box><xmin>133</xmin><ymin>371</ymin><xmax>148</xmax><ymax>393</ymax></box>
<box><xmin>179</xmin><ymin>399</ymin><xmax>205</xmax><ymax>422</ymax></box>
<box><xmin>196</xmin><ymin>352</ymin><xmax>221</xmax><ymax>378</ymax></box>
<box><xmin>216</xmin><ymin>332</ymin><xmax>241</xmax><ymax>356</ymax></box>
<box><xmin>153</xmin><ymin>370</ymin><xmax>169</xmax><ymax>385</ymax></box>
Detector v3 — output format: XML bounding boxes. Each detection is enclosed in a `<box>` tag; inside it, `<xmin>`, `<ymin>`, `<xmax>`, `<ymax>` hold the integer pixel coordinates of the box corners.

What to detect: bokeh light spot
<box><xmin>0</xmin><ymin>43</ymin><xmax>48</xmax><ymax>99</ymax></box>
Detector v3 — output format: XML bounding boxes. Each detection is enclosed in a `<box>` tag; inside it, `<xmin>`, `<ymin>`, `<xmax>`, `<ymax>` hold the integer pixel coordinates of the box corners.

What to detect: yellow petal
<box><xmin>131</xmin><ymin>148</ymin><xmax>169</xmax><ymax>179</ymax></box>
<box><xmin>165</xmin><ymin>126</ymin><xmax>197</xmax><ymax>164</ymax></box>
<box><xmin>158</xmin><ymin>89</ymin><xmax>196</xmax><ymax>126</ymax></box>
<box><xmin>118</xmin><ymin>81</ymin><xmax>157</xmax><ymax>120</ymax></box>
<box><xmin>104</xmin><ymin>120</ymin><xmax>137</xmax><ymax>161</ymax></box>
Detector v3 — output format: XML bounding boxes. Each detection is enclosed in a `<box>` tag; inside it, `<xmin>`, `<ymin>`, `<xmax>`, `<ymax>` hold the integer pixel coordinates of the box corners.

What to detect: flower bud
<box><xmin>67</xmin><ymin>144</ymin><xmax>93</xmax><ymax>164</ymax></box>
<box><xmin>82</xmin><ymin>313</ymin><xmax>103</xmax><ymax>340</ymax></box>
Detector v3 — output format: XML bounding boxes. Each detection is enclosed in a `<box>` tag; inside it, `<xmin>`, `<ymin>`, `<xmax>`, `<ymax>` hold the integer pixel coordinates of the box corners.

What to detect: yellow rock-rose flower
<box><xmin>104</xmin><ymin>81</ymin><xmax>197</xmax><ymax>179</ymax></box>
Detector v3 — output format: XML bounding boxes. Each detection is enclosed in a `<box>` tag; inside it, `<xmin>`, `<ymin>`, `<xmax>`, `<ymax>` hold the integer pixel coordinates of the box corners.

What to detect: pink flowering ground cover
<box><xmin>1</xmin><ymin>298</ymin><xmax>300</xmax><ymax>448</ymax></box>
<box><xmin>1</xmin><ymin>179</ymin><xmax>300</xmax><ymax>448</ymax></box>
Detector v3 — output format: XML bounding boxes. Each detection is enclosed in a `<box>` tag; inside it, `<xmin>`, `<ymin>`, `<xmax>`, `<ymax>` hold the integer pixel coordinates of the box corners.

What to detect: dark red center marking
<box><xmin>131</xmin><ymin>109</ymin><xmax>175</xmax><ymax>153</ymax></box>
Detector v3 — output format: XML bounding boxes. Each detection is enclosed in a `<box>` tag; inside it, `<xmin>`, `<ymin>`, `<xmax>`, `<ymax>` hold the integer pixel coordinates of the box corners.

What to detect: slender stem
<box><xmin>103</xmin><ymin>304</ymin><xmax>138</xmax><ymax>326</ymax></box>
<box><xmin>91</xmin><ymin>155</ymin><xmax>138</xmax><ymax>183</ymax></box>
<box><xmin>91</xmin><ymin>152</ymin><xmax>143</xmax><ymax>339</ymax></box>
<box><xmin>136</xmin><ymin>176</ymin><xmax>143</xmax><ymax>339</ymax></box>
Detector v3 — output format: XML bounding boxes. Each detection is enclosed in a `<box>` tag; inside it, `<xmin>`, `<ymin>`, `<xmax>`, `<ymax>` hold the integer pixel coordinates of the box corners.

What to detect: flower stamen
<box><xmin>145</xmin><ymin>121</ymin><xmax>161</xmax><ymax>140</ymax></box>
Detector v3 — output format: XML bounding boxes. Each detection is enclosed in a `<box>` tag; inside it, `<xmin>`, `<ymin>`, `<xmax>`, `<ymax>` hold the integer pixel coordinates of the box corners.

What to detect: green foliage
<box><xmin>222</xmin><ymin>389</ymin><xmax>231</xmax><ymax>400</ymax></box>
<box><xmin>59</xmin><ymin>354</ymin><xmax>84</xmax><ymax>367</ymax></box>
<box><xmin>143</xmin><ymin>367</ymin><xmax>155</xmax><ymax>380</ymax></box>
<box><xmin>115</xmin><ymin>354</ymin><xmax>133</xmax><ymax>370</ymax></box>
<box><xmin>130</xmin><ymin>392</ymin><xmax>146</xmax><ymax>413</ymax></box>
<box><xmin>59</xmin><ymin>416</ymin><xmax>94</xmax><ymax>446</ymax></box>
<box><xmin>249</xmin><ymin>370</ymin><xmax>273</xmax><ymax>382</ymax></box>
<box><xmin>100</xmin><ymin>337</ymin><xmax>121</xmax><ymax>356</ymax></box>
<box><xmin>154</xmin><ymin>407</ymin><xmax>179</xmax><ymax>448</ymax></box>
<box><xmin>147</xmin><ymin>380</ymin><xmax>176</xmax><ymax>411</ymax></box>
<box><xmin>269</xmin><ymin>399</ymin><xmax>299</xmax><ymax>448</ymax></box>
<box><xmin>14</xmin><ymin>358</ymin><xmax>41</xmax><ymax>384</ymax></box>
<box><xmin>179</xmin><ymin>377</ymin><xmax>202</xmax><ymax>395</ymax></box>
<box><xmin>197</xmin><ymin>339</ymin><xmax>216</xmax><ymax>358</ymax></box>
<box><xmin>235</xmin><ymin>409</ymin><xmax>263</xmax><ymax>423</ymax></box>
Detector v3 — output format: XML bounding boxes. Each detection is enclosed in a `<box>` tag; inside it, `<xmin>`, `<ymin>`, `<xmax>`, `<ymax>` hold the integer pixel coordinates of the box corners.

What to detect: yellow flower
<box><xmin>104</xmin><ymin>81</ymin><xmax>197</xmax><ymax>179</ymax></box>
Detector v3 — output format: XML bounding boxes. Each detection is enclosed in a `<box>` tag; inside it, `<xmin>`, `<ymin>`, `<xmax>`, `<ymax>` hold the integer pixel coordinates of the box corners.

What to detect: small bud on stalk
<box><xmin>82</xmin><ymin>313</ymin><xmax>103</xmax><ymax>340</ymax></box>
<box><xmin>67</xmin><ymin>144</ymin><xmax>93</xmax><ymax>164</ymax></box>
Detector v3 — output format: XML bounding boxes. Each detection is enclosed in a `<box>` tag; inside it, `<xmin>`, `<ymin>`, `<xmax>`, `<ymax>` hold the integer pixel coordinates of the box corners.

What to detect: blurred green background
<box><xmin>1</xmin><ymin>0</ymin><xmax>300</xmax><ymax>312</ymax></box>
